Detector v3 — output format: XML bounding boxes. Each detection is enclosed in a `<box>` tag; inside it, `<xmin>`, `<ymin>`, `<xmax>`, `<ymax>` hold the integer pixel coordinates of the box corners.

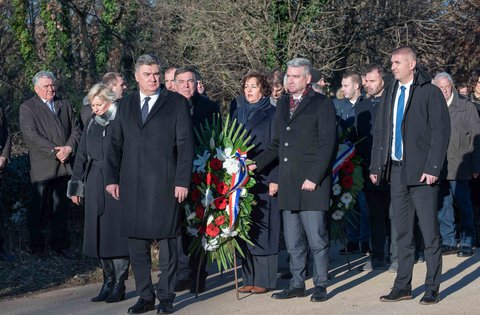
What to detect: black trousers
<box><xmin>390</xmin><ymin>165</ymin><xmax>442</xmax><ymax>291</ymax></box>
<box><xmin>28</xmin><ymin>176</ymin><xmax>70</xmax><ymax>251</ymax></box>
<box><xmin>364</xmin><ymin>190</ymin><xmax>390</xmax><ymax>261</ymax></box>
<box><xmin>128</xmin><ymin>237</ymin><xmax>177</xmax><ymax>302</ymax></box>
<box><xmin>241</xmin><ymin>252</ymin><xmax>278</xmax><ymax>289</ymax></box>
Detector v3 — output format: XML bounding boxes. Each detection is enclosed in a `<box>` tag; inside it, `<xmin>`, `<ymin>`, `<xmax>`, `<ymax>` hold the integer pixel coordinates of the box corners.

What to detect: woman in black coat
<box><xmin>233</xmin><ymin>71</ymin><xmax>280</xmax><ymax>294</ymax></box>
<box><xmin>67</xmin><ymin>83</ymin><xmax>129</xmax><ymax>303</ymax></box>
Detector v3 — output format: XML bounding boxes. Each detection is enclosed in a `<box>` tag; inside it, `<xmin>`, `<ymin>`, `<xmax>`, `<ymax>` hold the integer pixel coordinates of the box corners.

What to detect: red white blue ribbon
<box><xmin>226</xmin><ymin>149</ymin><xmax>250</xmax><ymax>229</ymax></box>
<box><xmin>332</xmin><ymin>142</ymin><xmax>356</xmax><ymax>184</ymax></box>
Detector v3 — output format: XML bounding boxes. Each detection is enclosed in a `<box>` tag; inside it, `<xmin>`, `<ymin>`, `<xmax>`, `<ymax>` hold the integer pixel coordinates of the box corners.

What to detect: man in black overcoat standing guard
<box><xmin>249</xmin><ymin>57</ymin><xmax>337</xmax><ymax>302</ymax></box>
<box><xmin>370</xmin><ymin>46</ymin><xmax>450</xmax><ymax>305</ymax></box>
<box><xmin>105</xmin><ymin>54</ymin><xmax>194</xmax><ymax>314</ymax></box>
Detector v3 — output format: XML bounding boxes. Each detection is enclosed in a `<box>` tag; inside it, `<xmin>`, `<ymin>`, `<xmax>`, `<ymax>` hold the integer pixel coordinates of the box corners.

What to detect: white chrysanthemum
<box><xmin>201</xmin><ymin>188</ymin><xmax>214</xmax><ymax>207</ymax></box>
<box><xmin>240</xmin><ymin>188</ymin><xmax>247</xmax><ymax>197</ymax></box>
<box><xmin>332</xmin><ymin>183</ymin><xmax>342</xmax><ymax>196</ymax></box>
<box><xmin>331</xmin><ymin>210</ymin><xmax>344</xmax><ymax>221</ymax></box>
<box><xmin>221</xmin><ymin>227</ymin><xmax>238</xmax><ymax>238</ymax></box>
<box><xmin>202</xmin><ymin>236</ymin><xmax>220</xmax><ymax>251</ymax></box>
<box><xmin>193</xmin><ymin>150</ymin><xmax>211</xmax><ymax>173</ymax></box>
<box><xmin>223</xmin><ymin>158</ymin><xmax>240</xmax><ymax>175</ymax></box>
<box><xmin>340</xmin><ymin>192</ymin><xmax>353</xmax><ymax>206</ymax></box>
<box><xmin>187</xmin><ymin>227</ymin><xmax>199</xmax><ymax>237</ymax></box>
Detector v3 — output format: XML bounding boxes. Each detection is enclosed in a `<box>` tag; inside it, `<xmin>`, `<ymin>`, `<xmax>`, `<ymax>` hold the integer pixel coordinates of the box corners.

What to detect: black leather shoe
<box><xmin>419</xmin><ymin>290</ymin><xmax>439</xmax><ymax>305</ymax></box>
<box><xmin>379</xmin><ymin>287</ymin><xmax>412</xmax><ymax>302</ymax></box>
<box><xmin>457</xmin><ymin>246</ymin><xmax>473</xmax><ymax>257</ymax></box>
<box><xmin>127</xmin><ymin>298</ymin><xmax>155</xmax><ymax>314</ymax></box>
<box><xmin>55</xmin><ymin>248</ymin><xmax>76</xmax><ymax>260</ymax></box>
<box><xmin>271</xmin><ymin>287</ymin><xmax>306</xmax><ymax>299</ymax></box>
<box><xmin>157</xmin><ymin>299</ymin><xmax>174</xmax><ymax>314</ymax></box>
<box><xmin>90</xmin><ymin>281</ymin><xmax>113</xmax><ymax>302</ymax></box>
<box><xmin>174</xmin><ymin>279</ymin><xmax>191</xmax><ymax>292</ymax></box>
<box><xmin>105</xmin><ymin>284</ymin><xmax>125</xmax><ymax>303</ymax></box>
<box><xmin>441</xmin><ymin>245</ymin><xmax>457</xmax><ymax>256</ymax></box>
<box><xmin>310</xmin><ymin>286</ymin><xmax>327</xmax><ymax>302</ymax></box>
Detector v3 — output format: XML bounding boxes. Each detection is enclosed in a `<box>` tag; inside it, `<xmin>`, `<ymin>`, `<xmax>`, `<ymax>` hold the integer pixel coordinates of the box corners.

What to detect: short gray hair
<box><xmin>87</xmin><ymin>83</ymin><xmax>117</xmax><ymax>104</ymax></box>
<box><xmin>287</xmin><ymin>58</ymin><xmax>312</xmax><ymax>76</ymax></box>
<box><xmin>174</xmin><ymin>66</ymin><xmax>197</xmax><ymax>83</ymax></box>
<box><xmin>135</xmin><ymin>54</ymin><xmax>161</xmax><ymax>73</ymax></box>
<box><xmin>433</xmin><ymin>72</ymin><xmax>454</xmax><ymax>86</ymax></box>
<box><xmin>32</xmin><ymin>71</ymin><xmax>56</xmax><ymax>86</ymax></box>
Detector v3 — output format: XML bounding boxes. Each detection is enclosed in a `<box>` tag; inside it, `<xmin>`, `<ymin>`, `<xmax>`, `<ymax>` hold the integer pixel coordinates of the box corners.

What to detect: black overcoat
<box><xmin>105</xmin><ymin>88</ymin><xmax>194</xmax><ymax>239</ymax></box>
<box><xmin>233</xmin><ymin>104</ymin><xmax>280</xmax><ymax>255</ymax></box>
<box><xmin>255</xmin><ymin>89</ymin><xmax>337</xmax><ymax>211</ymax></box>
<box><xmin>19</xmin><ymin>96</ymin><xmax>81</xmax><ymax>182</ymax></box>
<box><xmin>71</xmin><ymin>114</ymin><xmax>128</xmax><ymax>258</ymax></box>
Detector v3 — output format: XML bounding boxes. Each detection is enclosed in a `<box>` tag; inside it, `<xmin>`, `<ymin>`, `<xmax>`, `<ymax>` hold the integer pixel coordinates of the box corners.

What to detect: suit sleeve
<box><xmin>424</xmin><ymin>87</ymin><xmax>450</xmax><ymax>177</ymax></box>
<box><xmin>0</xmin><ymin>106</ymin><xmax>11</xmax><ymax>159</ymax></box>
<box><xmin>19</xmin><ymin>103</ymin><xmax>57</xmax><ymax>159</ymax></box>
<box><xmin>174</xmin><ymin>99</ymin><xmax>194</xmax><ymax>187</ymax></box>
<box><xmin>65</xmin><ymin>102</ymin><xmax>82</xmax><ymax>153</ymax></box>
<box><xmin>255</xmin><ymin>103</ymin><xmax>282</xmax><ymax>172</ymax></box>
<box><xmin>104</xmin><ymin>108</ymin><xmax>124</xmax><ymax>185</ymax></box>
<box><xmin>306</xmin><ymin>97</ymin><xmax>338</xmax><ymax>184</ymax></box>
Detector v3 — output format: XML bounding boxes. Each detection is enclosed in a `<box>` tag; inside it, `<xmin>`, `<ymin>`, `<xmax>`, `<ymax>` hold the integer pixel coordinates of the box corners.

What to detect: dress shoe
<box><xmin>362</xmin><ymin>258</ymin><xmax>387</xmax><ymax>271</ymax></box>
<box><xmin>55</xmin><ymin>248</ymin><xmax>76</xmax><ymax>260</ymax></box>
<box><xmin>310</xmin><ymin>286</ymin><xmax>327</xmax><ymax>302</ymax></box>
<box><xmin>271</xmin><ymin>287</ymin><xmax>306</xmax><ymax>299</ymax></box>
<box><xmin>127</xmin><ymin>298</ymin><xmax>155</xmax><ymax>314</ymax></box>
<box><xmin>441</xmin><ymin>245</ymin><xmax>457</xmax><ymax>256</ymax></box>
<box><xmin>90</xmin><ymin>281</ymin><xmax>113</xmax><ymax>302</ymax></box>
<box><xmin>105</xmin><ymin>284</ymin><xmax>125</xmax><ymax>303</ymax></box>
<box><xmin>251</xmin><ymin>286</ymin><xmax>269</xmax><ymax>294</ymax></box>
<box><xmin>457</xmin><ymin>246</ymin><xmax>473</xmax><ymax>257</ymax></box>
<box><xmin>174</xmin><ymin>279</ymin><xmax>191</xmax><ymax>292</ymax></box>
<box><xmin>339</xmin><ymin>242</ymin><xmax>360</xmax><ymax>255</ymax></box>
<box><xmin>414</xmin><ymin>251</ymin><xmax>425</xmax><ymax>263</ymax></box>
<box><xmin>379</xmin><ymin>287</ymin><xmax>412</xmax><ymax>302</ymax></box>
<box><xmin>157</xmin><ymin>299</ymin><xmax>174</xmax><ymax>314</ymax></box>
<box><xmin>238</xmin><ymin>286</ymin><xmax>254</xmax><ymax>293</ymax></box>
<box><xmin>419</xmin><ymin>290</ymin><xmax>439</xmax><ymax>305</ymax></box>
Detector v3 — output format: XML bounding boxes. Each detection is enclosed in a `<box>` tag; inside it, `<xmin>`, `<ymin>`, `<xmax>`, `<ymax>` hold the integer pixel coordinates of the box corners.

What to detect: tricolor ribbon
<box><xmin>332</xmin><ymin>142</ymin><xmax>356</xmax><ymax>184</ymax></box>
<box><xmin>225</xmin><ymin>149</ymin><xmax>250</xmax><ymax>229</ymax></box>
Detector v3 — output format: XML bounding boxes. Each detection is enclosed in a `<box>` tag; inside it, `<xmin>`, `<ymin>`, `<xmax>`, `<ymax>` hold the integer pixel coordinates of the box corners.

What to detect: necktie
<box><xmin>394</xmin><ymin>86</ymin><xmax>406</xmax><ymax>160</ymax></box>
<box><xmin>141</xmin><ymin>97</ymin><xmax>150</xmax><ymax>123</ymax></box>
<box><xmin>289</xmin><ymin>98</ymin><xmax>300</xmax><ymax>118</ymax></box>
<box><xmin>46</xmin><ymin>101</ymin><xmax>55</xmax><ymax>114</ymax></box>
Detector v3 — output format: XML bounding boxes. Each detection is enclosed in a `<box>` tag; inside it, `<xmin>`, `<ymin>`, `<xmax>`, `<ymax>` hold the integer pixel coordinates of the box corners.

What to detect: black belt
<box><xmin>391</xmin><ymin>160</ymin><xmax>402</xmax><ymax>166</ymax></box>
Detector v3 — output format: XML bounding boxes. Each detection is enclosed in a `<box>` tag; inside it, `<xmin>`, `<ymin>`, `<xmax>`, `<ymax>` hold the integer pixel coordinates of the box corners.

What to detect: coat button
<box><xmin>284</xmin><ymin>158</ymin><xmax>288</xmax><ymax>162</ymax></box>
<box><xmin>286</xmin><ymin>126</ymin><xmax>291</xmax><ymax>131</ymax></box>
<box><xmin>285</xmin><ymin>143</ymin><xmax>289</xmax><ymax>146</ymax></box>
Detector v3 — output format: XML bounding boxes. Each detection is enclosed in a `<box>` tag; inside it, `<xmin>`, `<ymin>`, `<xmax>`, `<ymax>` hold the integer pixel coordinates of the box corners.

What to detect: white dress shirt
<box><xmin>391</xmin><ymin>79</ymin><xmax>413</xmax><ymax>161</ymax></box>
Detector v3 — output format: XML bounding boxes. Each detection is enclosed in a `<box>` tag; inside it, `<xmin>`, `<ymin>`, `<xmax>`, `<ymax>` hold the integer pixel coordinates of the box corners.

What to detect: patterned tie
<box><xmin>394</xmin><ymin>86</ymin><xmax>406</xmax><ymax>160</ymax></box>
<box><xmin>46</xmin><ymin>101</ymin><xmax>55</xmax><ymax>114</ymax></box>
<box><xmin>141</xmin><ymin>96</ymin><xmax>150</xmax><ymax>123</ymax></box>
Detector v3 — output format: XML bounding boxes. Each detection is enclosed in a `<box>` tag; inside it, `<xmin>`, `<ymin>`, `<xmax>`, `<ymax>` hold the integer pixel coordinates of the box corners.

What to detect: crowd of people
<box><xmin>0</xmin><ymin>45</ymin><xmax>479</xmax><ymax>313</ymax></box>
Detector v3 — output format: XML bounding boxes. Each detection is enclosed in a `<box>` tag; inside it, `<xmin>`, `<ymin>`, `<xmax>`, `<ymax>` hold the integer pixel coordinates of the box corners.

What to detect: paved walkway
<box><xmin>1</xmin><ymin>245</ymin><xmax>479</xmax><ymax>315</ymax></box>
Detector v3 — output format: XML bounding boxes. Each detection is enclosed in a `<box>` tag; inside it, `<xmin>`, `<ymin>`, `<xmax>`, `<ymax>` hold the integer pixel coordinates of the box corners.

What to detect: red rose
<box><xmin>215</xmin><ymin>215</ymin><xmax>226</xmax><ymax>226</ymax></box>
<box><xmin>198</xmin><ymin>226</ymin><xmax>206</xmax><ymax>235</ymax></box>
<box><xmin>214</xmin><ymin>197</ymin><xmax>227</xmax><ymax>210</ymax></box>
<box><xmin>191</xmin><ymin>189</ymin><xmax>201</xmax><ymax>202</ymax></box>
<box><xmin>342</xmin><ymin>160</ymin><xmax>355</xmax><ymax>174</ymax></box>
<box><xmin>216</xmin><ymin>182</ymin><xmax>229</xmax><ymax>195</ymax></box>
<box><xmin>192</xmin><ymin>172</ymin><xmax>202</xmax><ymax>185</ymax></box>
<box><xmin>195</xmin><ymin>205</ymin><xmax>205</xmax><ymax>220</ymax></box>
<box><xmin>210</xmin><ymin>173</ymin><xmax>219</xmax><ymax>185</ymax></box>
<box><xmin>210</xmin><ymin>158</ymin><xmax>222</xmax><ymax>170</ymax></box>
<box><xmin>206</xmin><ymin>223</ymin><xmax>220</xmax><ymax>237</ymax></box>
<box><xmin>341</xmin><ymin>175</ymin><xmax>353</xmax><ymax>189</ymax></box>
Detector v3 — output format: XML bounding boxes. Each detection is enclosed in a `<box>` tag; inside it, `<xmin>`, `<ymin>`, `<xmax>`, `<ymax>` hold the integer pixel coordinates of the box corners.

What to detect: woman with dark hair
<box><xmin>67</xmin><ymin>83</ymin><xmax>129</xmax><ymax>303</ymax></box>
<box><xmin>233</xmin><ymin>71</ymin><xmax>280</xmax><ymax>294</ymax></box>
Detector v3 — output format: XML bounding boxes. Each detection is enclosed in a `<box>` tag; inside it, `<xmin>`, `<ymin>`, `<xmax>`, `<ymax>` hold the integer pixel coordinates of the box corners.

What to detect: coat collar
<box><xmin>245</xmin><ymin>106</ymin><xmax>269</xmax><ymax>130</ymax></box>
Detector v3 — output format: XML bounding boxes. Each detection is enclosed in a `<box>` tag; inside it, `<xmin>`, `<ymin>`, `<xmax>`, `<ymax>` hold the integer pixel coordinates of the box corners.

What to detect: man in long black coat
<box><xmin>105</xmin><ymin>54</ymin><xmax>194</xmax><ymax>314</ymax></box>
<box><xmin>250</xmin><ymin>58</ymin><xmax>337</xmax><ymax>302</ymax></box>
<box><xmin>370</xmin><ymin>47</ymin><xmax>450</xmax><ymax>305</ymax></box>
<box><xmin>19</xmin><ymin>70</ymin><xmax>81</xmax><ymax>259</ymax></box>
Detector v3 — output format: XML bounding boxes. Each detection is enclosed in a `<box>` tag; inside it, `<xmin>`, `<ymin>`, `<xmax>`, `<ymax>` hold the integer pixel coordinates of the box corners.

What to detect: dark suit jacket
<box><xmin>191</xmin><ymin>92</ymin><xmax>220</xmax><ymax>132</ymax></box>
<box><xmin>19</xmin><ymin>95</ymin><xmax>81</xmax><ymax>183</ymax></box>
<box><xmin>105</xmin><ymin>88</ymin><xmax>194</xmax><ymax>239</ymax></box>
<box><xmin>370</xmin><ymin>68</ymin><xmax>451</xmax><ymax>185</ymax></box>
<box><xmin>0</xmin><ymin>105</ymin><xmax>11</xmax><ymax>178</ymax></box>
<box><xmin>255</xmin><ymin>89</ymin><xmax>337</xmax><ymax>211</ymax></box>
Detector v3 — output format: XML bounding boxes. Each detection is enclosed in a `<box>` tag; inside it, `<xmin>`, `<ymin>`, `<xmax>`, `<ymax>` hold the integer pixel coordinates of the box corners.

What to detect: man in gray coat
<box><xmin>19</xmin><ymin>71</ymin><xmax>81</xmax><ymax>259</ymax></box>
<box><xmin>433</xmin><ymin>72</ymin><xmax>480</xmax><ymax>257</ymax></box>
